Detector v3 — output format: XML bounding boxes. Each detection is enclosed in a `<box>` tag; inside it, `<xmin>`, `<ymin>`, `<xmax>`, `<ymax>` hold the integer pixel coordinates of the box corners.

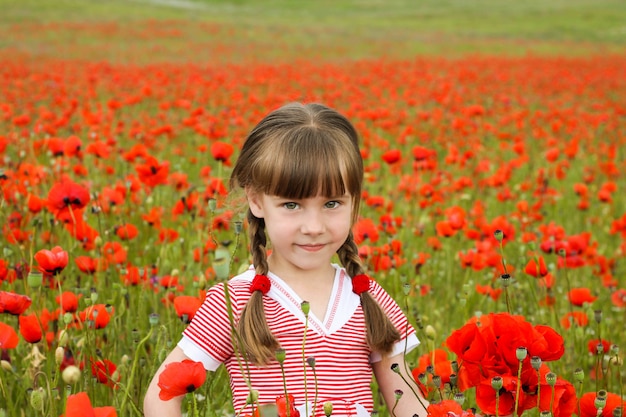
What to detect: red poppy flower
<box><xmin>101</xmin><ymin>242</ymin><xmax>127</xmax><ymax>264</ymax></box>
<box><xmin>0</xmin><ymin>291</ymin><xmax>32</xmax><ymax>315</ymax></box>
<box><xmin>412</xmin><ymin>145</ymin><xmax>435</xmax><ymax>161</ymax></box>
<box><xmin>34</xmin><ymin>246</ymin><xmax>69</xmax><ymax>276</ymax></box>
<box><xmin>27</xmin><ymin>193</ymin><xmax>47</xmax><ymax>213</ymax></box>
<box><xmin>75</xmin><ymin>256</ymin><xmax>102</xmax><ymax>275</ymax></box>
<box><xmin>0</xmin><ymin>321</ymin><xmax>19</xmax><ymax>349</ymax></box>
<box><xmin>65</xmin><ymin>219</ymin><xmax>99</xmax><ymax>250</ymax></box>
<box><xmin>46</xmin><ymin>179</ymin><xmax>90</xmax><ymax>219</ymax></box>
<box><xmin>157</xmin><ymin>359</ymin><xmax>207</xmax><ymax>400</ymax></box>
<box><xmin>536</xmin><ymin>375</ymin><xmax>577</xmax><ymax>417</ymax></box>
<box><xmin>56</xmin><ymin>291</ymin><xmax>81</xmax><ymax>313</ymax></box>
<box><xmin>63</xmin><ymin>391</ymin><xmax>117</xmax><ymax>417</ymax></box>
<box><xmin>276</xmin><ymin>394</ymin><xmax>300</xmax><ymax>417</ymax></box>
<box><xmin>587</xmin><ymin>338</ymin><xmax>612</xmax><ymax>355</ymax></box>
<box><xmin>63</xmin><ymin>135</ymin><xmax>83</xmax><ymax>158</ymax></box>
<box><xmin>611</xmin><ymin>288</ymin><xmax>626</xmax><ymax>308</ymax></box>
<box><xmin>412</xmin><ymin>349</ymin><xmax>453</xmax><ymax>396</ymax></box>
<box><xmin>568</xmin><ymin>288</ymin><xmax>597</xmax><ymax>306</ymax></box>
<box><xmin>115</xmin><ymin>223</ymin><xmax>138</xmax><ymax>240</ymax></box>
<box><xmin>560</xmin><ymin>311</ymin><xmax>589</xmax><ymax>329</ymax></box>
<box><xmin>427</xmin><ymin>399</ymin><xmax>475</xmax><ymax>417</ymax></box>
<box><xmin>353</xmin><ymin>218</ymin><xmax>379</xmax><ymax>244</ymax></box>
<box><xmin>210</xmin><ymin>141</ymin><xmax>234</xmax><ymax>165</ymax></box>
<box><xmin>435</xmin><ymin>220</ymin><xmax>457</xmax><ymax>237</ymax></box>
<box><xmin>524</xmin><ymin>256</ymin><xmax>548</xmax><ymax>277</ymax></box>
<box><xmin>475</xmin><ymin>375</ymin><xmax>518</xmax><ymax>416</ymax></box>
<box><xmin>90</xmin><ymin>358</ymin><xmax>120</xmax><ymax>387</ymax></box>
<box><xmin>135</xmin><ymin>156</ymin><xmax>169</xmax><ymax>188</ymax></box>
<box><xmin>381</xmin><ymin>149</ymin><xmax>401</xmax><ymax>164</ymax></box>
<box><xmin>173</xmin><ymin>295</ymin><xmax>203</xmax><ymax>323</ymax></box>
<box><xmin>79</xmin><ymin>304</ymin><xmax>113</xmax><ymax>329</ymax></box>
<box><xmin>142</xmin><ymin>207</ymin><xmax>164</xmax><ymax>228</ymax></box>
<box><xmin>578</xmin><ymin>391</ymin><xmax>625</xmax><ymax>417</ymax></box>
<box><xmin>19</xmin><ymin>313</ymin><xmax>43</xmax><ymax>343</ymax></box>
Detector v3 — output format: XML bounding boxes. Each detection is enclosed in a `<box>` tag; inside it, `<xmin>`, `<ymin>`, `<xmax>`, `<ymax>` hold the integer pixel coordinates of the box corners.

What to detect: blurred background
<box><xmin>2</xmin><ymin>0</ymin><xmax>625</xmax><ymax>64</ymax></box>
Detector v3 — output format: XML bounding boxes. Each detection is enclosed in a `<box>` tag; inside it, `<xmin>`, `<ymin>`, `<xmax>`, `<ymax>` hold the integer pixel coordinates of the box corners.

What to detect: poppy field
<box><xmin>1</xmin><ymin>1</ymin><xmax>626</xmax><ymax>416</ymax></box>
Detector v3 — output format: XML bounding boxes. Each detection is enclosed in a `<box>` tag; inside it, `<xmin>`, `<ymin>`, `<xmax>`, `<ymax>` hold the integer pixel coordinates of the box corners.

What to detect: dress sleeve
<box><xmin>179</xmin><ymin>281</ymin><xmax>245</xmax><ymax>370</ymax></box>
<box><xmin>368</xmin><ymin>281</ymin><xmax>420</xmax><ymax>362</ymax></box>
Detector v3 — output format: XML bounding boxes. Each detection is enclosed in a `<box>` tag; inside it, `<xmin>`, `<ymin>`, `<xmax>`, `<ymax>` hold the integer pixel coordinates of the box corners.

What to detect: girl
<box><xmin>144</xmin><ymin>103</ymin><xmax>428</xmax><ymax>417</ymax></box>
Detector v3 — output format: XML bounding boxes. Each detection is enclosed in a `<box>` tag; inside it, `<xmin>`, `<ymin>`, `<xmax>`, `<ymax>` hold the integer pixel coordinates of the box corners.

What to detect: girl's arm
<box><xmin>372</xmin><ymin>352</ymin><xmax>429</xmax><ymax>417</ymax></box>
<box><xmin>143</xmin><ymin>346</ymin><xmax>190</xmax><ymax>417</ymax></box>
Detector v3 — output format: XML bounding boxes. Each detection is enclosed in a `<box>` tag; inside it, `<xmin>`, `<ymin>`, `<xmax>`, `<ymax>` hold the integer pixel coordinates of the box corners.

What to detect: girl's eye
<box><xmin>284</xmin><ymin>202</ymin><xmax>298</xmax><ymax>210</ymax></box>
<box><xmin>325</xmin><ymin>201</ymin><xmax>340</xmax><ymax>209</ymax></box>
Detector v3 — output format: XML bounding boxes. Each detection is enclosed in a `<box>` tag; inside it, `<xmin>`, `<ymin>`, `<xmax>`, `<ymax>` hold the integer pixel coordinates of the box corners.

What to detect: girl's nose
<box><xmin>301</xmin><ymin>210</ymin><xmax>325</xmax><ymax>234</ymax></box>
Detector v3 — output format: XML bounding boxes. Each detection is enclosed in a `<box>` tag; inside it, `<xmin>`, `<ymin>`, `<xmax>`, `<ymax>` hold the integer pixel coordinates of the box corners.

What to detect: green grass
<box><xmin>1</xmin><ymin>0</ymin><xmax>625</xmax><ymax>63</ymax></box>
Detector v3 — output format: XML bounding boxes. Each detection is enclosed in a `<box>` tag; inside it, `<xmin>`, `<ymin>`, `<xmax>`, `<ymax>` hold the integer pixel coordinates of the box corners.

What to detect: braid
<box><xmin>247</xmin><ymin>210</ymin><xmax>269</xmax><ymax>275</ymax></box>
<box><xmin>338</xmin><ymin>232</ymin><xmax>401</xmax><ymax>353</ymax></box>
<box><xmin>237</xmin><ymin>211</ymin><xmax>279</xmax><ymax>365</ymax></box>
<box><xmin>337</xmin><ymin>231</ymin><xmax>365</xmax><ymax>278</ymax></box>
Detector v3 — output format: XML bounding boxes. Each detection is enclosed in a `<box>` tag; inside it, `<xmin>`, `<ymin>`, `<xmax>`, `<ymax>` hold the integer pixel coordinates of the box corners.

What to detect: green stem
<box><xmin>119</xmin><ymin>328</ymin><xmax>153</xmax><ymax>412</ymax></box>
<box><xmin>513</xmin><ymin>361</ymin><xmax>522</xmax><ymax>417</ymax></box>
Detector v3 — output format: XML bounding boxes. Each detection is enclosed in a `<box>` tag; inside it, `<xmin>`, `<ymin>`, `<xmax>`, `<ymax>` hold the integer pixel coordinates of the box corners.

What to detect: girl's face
<box><xmin>247</xmin><ymin>191</ymin><xmax>353</xmax><ymax>279</ymax></box>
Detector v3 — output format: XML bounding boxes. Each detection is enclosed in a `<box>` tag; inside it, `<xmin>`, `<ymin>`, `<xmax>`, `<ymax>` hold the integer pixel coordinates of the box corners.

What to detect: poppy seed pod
<box><xmin>491</xmin><ymin>376</ymin><xmax>503</xmax><ymax>391</ymax></box>
<box><xmin>275</xmin><ymin>348</ymin><xmax>286</xmax><ymax>364</ymax></box>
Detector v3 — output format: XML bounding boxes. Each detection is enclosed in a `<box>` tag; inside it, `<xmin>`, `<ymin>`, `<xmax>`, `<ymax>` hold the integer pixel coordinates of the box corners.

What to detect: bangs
<box><xmin>254</xmin><ymin>127</ymin><xmax>361</xmax><ymax>199</ymax></box>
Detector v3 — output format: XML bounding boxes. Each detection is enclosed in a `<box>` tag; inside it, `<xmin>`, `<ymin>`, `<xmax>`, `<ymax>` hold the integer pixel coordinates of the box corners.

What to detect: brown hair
<box><xmin>230</xmin><ymin>102</ymin><xmax>400</xmax><ymax>365</ymax></box>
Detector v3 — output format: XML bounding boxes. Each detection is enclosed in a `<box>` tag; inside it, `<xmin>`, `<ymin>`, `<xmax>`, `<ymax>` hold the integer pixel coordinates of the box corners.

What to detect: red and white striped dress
<box><xmin>179</xmin><ymin>265</ymin><xmax>419</xmax><ymax>416</ymax></box>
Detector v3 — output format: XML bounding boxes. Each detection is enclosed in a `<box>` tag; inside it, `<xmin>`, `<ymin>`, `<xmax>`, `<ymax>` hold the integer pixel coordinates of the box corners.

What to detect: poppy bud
<box><xmin>301</xmin><ymin>301</ymin><xmax>310</xmax><ymax>316</ymax></box>
<box><xmin>55</xmin><ymin>346</ymin><xmax>64</xmax><ymax>365</ymax></box>
<box><xmin>58</xmin><ymin>329</ymin><xmax>69</xmax><ymax>346</ymax></box>
<box><xmin>1</xmin><ymin>360</ymin><xmax>11</xmax><ymax>372</ymax></box>
<box><xmin>323</xmin><ymin>401</ymin><xmax>333</xmax><ymax>417</ymax></box>
<box><xmin>425</xmin><ymin>325</ymin><xmax>436</xmax><ymax>340</ymax></box>
<box><xmin>30</xmin><ymin>387</ymin><xmax>45</xmax><ymax>411</ymax></box>
<box><xmin>491</xmin><ymin>376</ymin><xmax>503</xmax><ymax>391</ymax></box>
<box><xmin>246</xmin><ymin>390</ymin><xmax>259</xmax><ymax>404</ymax></box>
<box><xmin>62</xmin><ymin>365</ymin><xmax>81</xmax><ymax>384</ymax></box>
